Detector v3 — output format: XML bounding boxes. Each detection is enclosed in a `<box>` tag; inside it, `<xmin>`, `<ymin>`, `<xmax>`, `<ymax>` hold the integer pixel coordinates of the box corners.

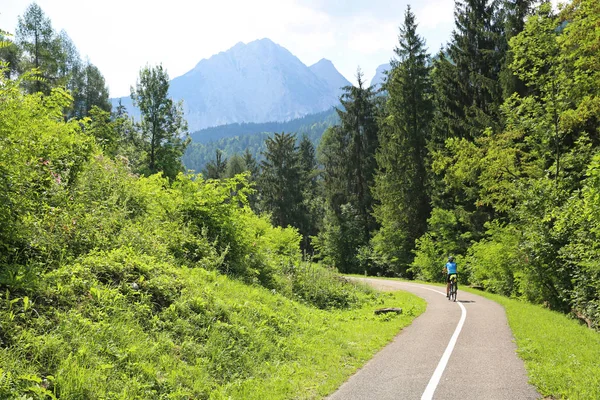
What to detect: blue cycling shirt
<box><xmin>446</xmin><ymin>262</ymin><xmax>457</xmax><ymax>274</ymax></box>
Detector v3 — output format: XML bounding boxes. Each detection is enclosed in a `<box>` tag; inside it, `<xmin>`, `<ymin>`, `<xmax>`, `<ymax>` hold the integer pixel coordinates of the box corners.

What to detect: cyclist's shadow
<box><xmin>457</xmin><ymin>300</ymin><xmax>476</xmax><ymax>303</ymax></box>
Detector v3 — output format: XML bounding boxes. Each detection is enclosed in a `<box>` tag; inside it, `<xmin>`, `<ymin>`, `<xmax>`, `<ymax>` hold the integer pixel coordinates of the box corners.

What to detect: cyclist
<box><xmin>444</xmin><ymin>256</ymin><xmax>457</xmax><ymax>298</ymax></box>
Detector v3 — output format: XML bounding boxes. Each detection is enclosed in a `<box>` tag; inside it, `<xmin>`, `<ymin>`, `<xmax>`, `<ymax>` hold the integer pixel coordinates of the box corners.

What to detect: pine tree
<box><xmin>316</xmin><ymin>73</ymin><xmax>380</xmax><ymax>272</ymax></box>
<box><xmin>432</xmin><ymin>0</ymin><xmax>505</xmax><ymax>142</ymax></box>
<box><xmin>204</xmin><ymin>149</ymin><xmax>228</xmax><ymax>179</ymax></box>
<box><xmin>131</xmin><ymin>64</ymin><xmax>190</xmax><ymax>180</ymax></box>
<box><xmin>260</xmin><ymin>132</ymin><xmax>304</xmax><ymax>229</ymax></box>
<box><xmin>372</xmin><ymin>6</ymin><xmax>433</xmax><ymax>274</ymax></box>
<box><xmin>16</xmin><ymin>3</ymin><xmax>62</xmax><ymax>94</ymax></box>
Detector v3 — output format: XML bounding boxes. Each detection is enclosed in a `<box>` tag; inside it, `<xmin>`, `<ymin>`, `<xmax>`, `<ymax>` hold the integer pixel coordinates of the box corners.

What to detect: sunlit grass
<box><xmin>0</xmin><ymin>267</ymin><xmax>426</xmax><ymax>399</ymax></box>
<box><xmin>190</xmin><ymin>270</ymin><xmax>427</xmax><ymax>399</ymax></box>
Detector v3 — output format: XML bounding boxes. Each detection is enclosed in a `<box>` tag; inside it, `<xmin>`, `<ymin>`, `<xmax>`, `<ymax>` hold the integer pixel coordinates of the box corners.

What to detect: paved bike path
<box><xmin>328</xmin><ymin>279</ymin><xmax>540</xmax><ymax>400</ymax></box>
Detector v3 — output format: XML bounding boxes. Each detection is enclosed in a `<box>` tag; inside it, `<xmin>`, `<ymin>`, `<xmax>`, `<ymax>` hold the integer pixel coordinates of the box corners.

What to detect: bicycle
<box><xmin>447</xmin><ymin>274</ymin><xmax>458</xmax><ymax>302</ymax></box>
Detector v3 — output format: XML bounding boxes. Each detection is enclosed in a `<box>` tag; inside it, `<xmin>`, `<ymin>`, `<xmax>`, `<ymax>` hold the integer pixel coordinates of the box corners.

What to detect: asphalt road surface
<box><xmin>328</xmin><ymin>279</ymin><xmax>540</xmax><ymax>400</ymax></box>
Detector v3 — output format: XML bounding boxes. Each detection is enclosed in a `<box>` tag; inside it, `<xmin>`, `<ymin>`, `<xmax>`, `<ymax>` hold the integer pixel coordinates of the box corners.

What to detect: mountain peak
<box><xmin>370</xmin><ymin>63</ymin><xmax>391</xmax><ymax>88</ymax></box>
<box><xmin>113</xmin><ymin>39</ymin><xmax>349</xmax><ymax>131</ymax></box>
<box><xmin>310</xmin><ymin>58</ymin><xmax>350</xmax><ymax>92</ymax></box>
<box><xmin>229</xmin><ymin>38</ymin><xmax>281</xmax><ymax>52</ymax></box>
<box><xmin>311</xmin><ymin>58</ymin><xmax>334</xmax><ymax>67</ymax></box>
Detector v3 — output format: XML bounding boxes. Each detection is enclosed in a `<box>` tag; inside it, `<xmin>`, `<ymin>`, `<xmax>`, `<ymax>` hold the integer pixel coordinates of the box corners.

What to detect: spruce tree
<box><xmin>338</xmin><ymin>71</ymin><xmax>379</xmax><ymax>243</ymax></box>
<box><xmin>317</xmin><ymin>73</ymin><xmax>380</xmax><ymax>272</ymax></box>
<box><xmin>204</xmin><ymin>149</ymin><xmax>228</xmax><ymax>179</ymax></box>
<box><xmin>260</xmin><ymin>132</ymin><xmax>303</xmax><ymax>229</ymax></box>
<box><xmin>373</xmin><ymin>6</ymin><xmax>433</xmax><ymax>274</ymax></box>
<box><xmin>432</xmin><ymin>0</ymin><xmax>505</xmax><ymax>142</ymax></box>
<box><xmin>499</xmin><ymin>0</ymin><xmax>535</xmax><ymax>98</ymax></box>
<box><xmin>298</xmin><ymin>134</ymin><xmax>320</xmax><ymax>251</ymax></box>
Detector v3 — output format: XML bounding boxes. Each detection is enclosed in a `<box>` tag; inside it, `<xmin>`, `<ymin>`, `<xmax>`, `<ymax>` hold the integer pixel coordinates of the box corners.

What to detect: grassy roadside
<box><xmin>460</xmin><ymin>287</ymin><xmax>600</xmax><ymax>400</ymax></box>
<box><xmin>202</xmin><ymin>271</ymin><xmax>427</xmax><ymax>399</ymax></box>
<box><xmin>0</xmin><ymin>266</ymin><xmax>426</xmax><ymax>399</ymax></box>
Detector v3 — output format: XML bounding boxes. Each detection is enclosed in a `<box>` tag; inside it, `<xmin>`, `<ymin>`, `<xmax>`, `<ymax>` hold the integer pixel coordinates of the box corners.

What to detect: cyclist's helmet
<box><xmin>448</xmin><ymin>256</ymin><xmax>455</xmax><ymax>262</ymax></box>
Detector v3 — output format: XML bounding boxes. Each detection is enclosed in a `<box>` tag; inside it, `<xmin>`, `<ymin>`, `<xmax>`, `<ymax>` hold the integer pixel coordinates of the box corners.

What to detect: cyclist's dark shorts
<box><xmin>447</xmin><ymin>273</ymin><xmax>457</xmax><ymax>283</ymax></box>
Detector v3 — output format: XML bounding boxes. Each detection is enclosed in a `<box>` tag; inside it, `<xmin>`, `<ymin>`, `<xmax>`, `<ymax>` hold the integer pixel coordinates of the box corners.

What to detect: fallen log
<box><xmin>374</xmin><ymin>307</ymin><xmax>403</xmax><ymax>315</ymax></box>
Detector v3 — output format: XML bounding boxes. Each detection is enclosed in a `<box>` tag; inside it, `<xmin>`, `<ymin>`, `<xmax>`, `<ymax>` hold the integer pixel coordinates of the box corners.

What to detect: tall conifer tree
<box><xmin>373</xmin><ymin>6</ymin><xmax>433</xmax><ymax>274</ymax></box>
<box><xmin>432</xmin><ymin>0</ymin><xmax>505</xmax><ymax>142</ymax></box>
<box><xmin>316</xmin><ymin>73</ymin><xmax>380</xmax><ymax>272</ymax></box>
<box><xmin>260</xmin><ymin>132</ymin><xmax>303</xmax><ymax>229</ymax></box>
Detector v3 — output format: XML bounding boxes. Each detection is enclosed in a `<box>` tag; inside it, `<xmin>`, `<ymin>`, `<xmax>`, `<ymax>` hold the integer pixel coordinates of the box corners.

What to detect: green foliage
<box><xmin>0</xmin><ymin>62</ymin><xmax>427</xmax><ymax>399</ymax></box>
<box><xmin>465</xmin><ymin>222</ymin><xmax>524</xmax><ymax>295</ymax></box>
<box><xmin>0</xmin><ymin>28</ymin><xmax>21</xmax><ymax>79</ymax></box>
<box><xmin>0</xmin><ymin>76</ymin><xmax>93</xmax><ymax>290</ymax></box>
<box><xmin>413</xmin><ymin>0</ymin><xmax>600</xmax><ymax>328</ymax></box>
<box><xmin>316</xmin><ymin>74</ymin><xmax>380</xmax><ymax>273</ymax></box>
<box><xmin>411</xmin><ymin>208</ymin><xmax>466</xmax><ymax>282</ymax></box>
<box><xmin>131</xmin><ymin>64</ymin><xmax>190</xmax><ymax>180</ymax></box>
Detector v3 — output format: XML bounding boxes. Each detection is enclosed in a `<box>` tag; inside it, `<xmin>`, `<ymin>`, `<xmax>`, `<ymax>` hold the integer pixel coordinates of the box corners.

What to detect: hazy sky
<box><xmin>0</xmin><ymin>0</ymin><xmax>555</xmax><ymax>98</ymax></box>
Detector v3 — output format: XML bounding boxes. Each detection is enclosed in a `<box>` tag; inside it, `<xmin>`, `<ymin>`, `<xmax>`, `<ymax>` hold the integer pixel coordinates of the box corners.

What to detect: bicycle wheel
<box><xmin>451</xmin><ymin>280</ymin><xmax>457</xmax><ymax>302</ymax></box>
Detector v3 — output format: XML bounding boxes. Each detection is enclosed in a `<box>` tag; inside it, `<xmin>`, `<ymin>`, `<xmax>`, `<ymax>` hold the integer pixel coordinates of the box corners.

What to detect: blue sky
<box><xmin>0</xmin><ymin>0</ymin><xmax>554</xmax><ymax>98</ymax></box>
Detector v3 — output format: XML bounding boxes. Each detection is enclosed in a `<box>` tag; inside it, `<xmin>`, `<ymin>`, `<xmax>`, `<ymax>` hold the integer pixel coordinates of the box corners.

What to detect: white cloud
<box><xmin>415</xmin><ymin>0</ymin><xmax>455</xmax><ymax>30</ymax></box>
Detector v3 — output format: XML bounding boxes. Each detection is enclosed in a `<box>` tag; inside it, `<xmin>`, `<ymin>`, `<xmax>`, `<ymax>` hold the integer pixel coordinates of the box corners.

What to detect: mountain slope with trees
<box><xmin>183</xmin><ymin>108</ymin><xmax>339</xmax><ymax>174</ymax></box>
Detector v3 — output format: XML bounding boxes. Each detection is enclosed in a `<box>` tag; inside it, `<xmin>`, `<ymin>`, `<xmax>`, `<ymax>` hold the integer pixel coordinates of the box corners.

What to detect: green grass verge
<box><xmin>193</xmin><ymin>270</ymin><xmax>427</xmax><ymax>399</ymax></box>
<box><xmin>460</xmin><ymin>287</ymin><xmax>600</xmax><ymax>400</ymax></box>
<box><xmin>0</xmin><ymin>266</ymin><xmax>426</xmax><ymax>399</ymax></box>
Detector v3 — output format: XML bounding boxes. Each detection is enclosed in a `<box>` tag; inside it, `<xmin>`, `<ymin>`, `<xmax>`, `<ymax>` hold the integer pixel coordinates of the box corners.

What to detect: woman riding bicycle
<box><xmin>444</xmin><ymin>256</ymin><xmax>457</xmax><ymax>298</ymax></box>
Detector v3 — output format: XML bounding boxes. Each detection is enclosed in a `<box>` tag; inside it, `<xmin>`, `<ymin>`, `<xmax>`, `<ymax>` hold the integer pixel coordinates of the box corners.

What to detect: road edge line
<box><xmin>419</xmin><ymin>287</ymin><xmax>467</xmax><ymax>400</ymax></box>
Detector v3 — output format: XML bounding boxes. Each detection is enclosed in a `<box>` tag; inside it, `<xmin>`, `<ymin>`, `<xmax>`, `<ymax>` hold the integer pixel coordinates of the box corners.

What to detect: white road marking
<box><xmin>419</xmin><ymin>286</ymin><xmax>467</xmax><ymax>400</ymax></box>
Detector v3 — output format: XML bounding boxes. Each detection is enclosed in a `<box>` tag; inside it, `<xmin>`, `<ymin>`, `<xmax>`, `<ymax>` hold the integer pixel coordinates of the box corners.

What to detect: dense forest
<box><xmin>1</xmin><ymin>0</ymin><xmax>599</xmax><ymax>396</ymax></box>
<box><xmin>189</xmin><ymin>109</ymin><xmax>339</xmax><ymax>144</ymax></box>
<box><xmin>3</xmin><ymin>0</ymin><xmax>599</xmax><ymax>328</ymax></box>
<box><xmin>179</xmin><ymin>0</ymin><xmax>600</xmax><ymax>330</ymax></box>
